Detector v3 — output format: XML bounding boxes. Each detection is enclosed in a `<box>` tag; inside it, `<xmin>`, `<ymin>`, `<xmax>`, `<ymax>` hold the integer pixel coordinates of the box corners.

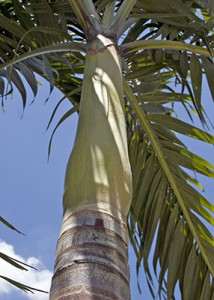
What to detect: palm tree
<box><xmin>0</xmin><ymin>0</ymin><xmax>214</xmax><ymax>299</ymax></box>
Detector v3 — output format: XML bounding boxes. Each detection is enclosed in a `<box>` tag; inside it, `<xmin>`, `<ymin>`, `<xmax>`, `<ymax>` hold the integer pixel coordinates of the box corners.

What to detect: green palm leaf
<box><xmin>125</xmin><ymin>80</ymin><xmax>214</xmax><ymax>298</ymax></box>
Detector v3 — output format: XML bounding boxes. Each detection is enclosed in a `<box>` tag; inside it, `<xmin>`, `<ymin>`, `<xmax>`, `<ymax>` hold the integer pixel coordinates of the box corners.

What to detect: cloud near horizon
<box><xmin>0</xmin><ymin>240</ymin><xmax>52</xmax><ymax>300</ymax></box>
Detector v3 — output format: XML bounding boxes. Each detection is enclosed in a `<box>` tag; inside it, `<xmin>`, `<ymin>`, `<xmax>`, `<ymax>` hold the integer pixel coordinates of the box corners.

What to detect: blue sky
<box><xmin>0</xmin><ymin>77</ymin><xmax>213</xmax><ymax>300</ymax></box>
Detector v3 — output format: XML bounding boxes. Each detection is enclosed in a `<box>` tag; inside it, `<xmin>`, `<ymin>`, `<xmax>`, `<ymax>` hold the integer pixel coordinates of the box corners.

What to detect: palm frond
<box><xmin>125</xmin><ymin>77</ymin><xmax>214</xmax><ymax>299</ymax></box>
<box><xmin>0</xmin><ymin>0</ymin><xmax>86</xmax><ymax>109</ymax></box>
<box><xmin>0</xmin><ymin>216</ymin><xmax>46</xmax><ymax>293</ymax></box>
<box><xmin>0</xmin><ymin>216</ymin><xmax>25</xmax><ymax>235</ymax></box>
<box><xmin>121</xmin><ymin>6</ymin><xmax>214</xmax><ymax>297</ymax></box>
<box><xmin>0</xmin><ymin>276</ymin><xmax>48</xmax><ymax>294</ymax></box>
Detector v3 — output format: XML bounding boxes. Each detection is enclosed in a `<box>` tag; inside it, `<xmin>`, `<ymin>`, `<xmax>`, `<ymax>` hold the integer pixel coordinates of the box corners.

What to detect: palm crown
<box><xmin>0</xmin><ymin>1</ymin><xmax>214</xmax><ymax>299</ymax></box>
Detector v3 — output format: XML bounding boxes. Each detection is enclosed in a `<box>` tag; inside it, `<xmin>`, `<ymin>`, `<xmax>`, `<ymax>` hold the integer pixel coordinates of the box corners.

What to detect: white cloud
<box><xmin>0</xmin><ymin>240</ymin><xmax>52</xmax><ymax>300</ymax></box>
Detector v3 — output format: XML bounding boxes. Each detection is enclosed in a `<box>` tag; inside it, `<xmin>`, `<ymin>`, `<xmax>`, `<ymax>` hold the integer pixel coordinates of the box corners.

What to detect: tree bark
<box><xmin>50</xmin><ymin>33</ymin><xmax>132</xmax><ymax>300</ymax></box>
<box><xmin>50</xmin><ymin>207</ymin><xmax>130</xmax><ymax>299</ymax></box>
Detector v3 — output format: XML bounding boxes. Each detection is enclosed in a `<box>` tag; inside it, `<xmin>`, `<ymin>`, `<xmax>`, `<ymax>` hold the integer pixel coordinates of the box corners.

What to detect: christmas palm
<box><xmin>0</xmin><ymin>0</ymin><xmax>214</xmax><ymax>299</ymax></box>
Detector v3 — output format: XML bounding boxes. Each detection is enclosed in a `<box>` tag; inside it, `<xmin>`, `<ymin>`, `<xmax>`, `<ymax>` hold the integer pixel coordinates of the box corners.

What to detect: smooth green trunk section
<box><xmin>63</xmin><ymin>34</ymin><xmax>132</xmax><ymax>219</ymax></box>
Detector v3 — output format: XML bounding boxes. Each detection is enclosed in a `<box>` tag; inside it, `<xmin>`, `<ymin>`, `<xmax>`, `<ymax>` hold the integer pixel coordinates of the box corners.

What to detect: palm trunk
<box><xmin>50</xmin><ymin>33</ymin><xmax>132</xmax><ymax>300</ymax></box>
